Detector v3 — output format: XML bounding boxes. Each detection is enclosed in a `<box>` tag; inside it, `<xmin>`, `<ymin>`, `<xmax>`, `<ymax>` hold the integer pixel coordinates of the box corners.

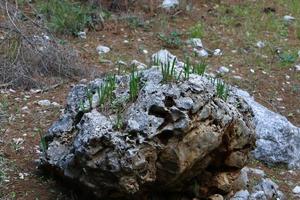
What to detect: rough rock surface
<box><xmin>40</xmin><ymin>52</ymin><xmax>255</xmax><ymax>199</ymax></box>
<box><xmin>236</xmin><ymin>89</ymin><xmax>300</xmax><ymax>169</ymax></box>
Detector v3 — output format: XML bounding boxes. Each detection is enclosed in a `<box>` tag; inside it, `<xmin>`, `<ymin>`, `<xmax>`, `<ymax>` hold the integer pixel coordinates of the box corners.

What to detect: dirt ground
<box><xmin>1</xmin><ymin>0</ymin><xmax>300</xmax><ymax>199</ymax></box>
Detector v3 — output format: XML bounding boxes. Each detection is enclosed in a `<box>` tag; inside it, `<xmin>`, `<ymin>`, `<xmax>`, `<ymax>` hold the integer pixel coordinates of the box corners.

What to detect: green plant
<box><xmin>279</xmin><ymin>52</ymin><xmax>297</xmax><ymax>66</ymax></box>
<box><xmin>114</xmin><ymin>108</ymin><xmax>123</xmax><ymax>131</ymax></box>
<box><xmin>158</xmin><ymin>31</ymin><xmax>183</xmax><ymax>48</ymax></box>
<box><xmin>36</xmin><ymin>0</ymin><xmax>97</xmax><ymax>34</ymax></box>
<box><xmin>188</xmin><ymin>22</ymin><xmax>205</xmax><ymax>38</ymax></box>
<box><xmin>129</xmin><ymin>69</ymin><xmax>140</xmax><ymax>101</ymax></box>
<box><xmin>216</xmin><ymin>79</ymin><xmax>230</xmax><ymax>101</ymax></box>
<box><xmin>96</xmin><ymin>74</ymin><xmax>116</xmax><ymax>109</ymax></box>
<box><xmin>86</xmin><ymin>88</ymin><xmax>93</xmax><ymax>110</ymax></box>
<box><xmin>161</xmin><ymin>58</ymin><xmax>177</xmax><ymax>83</ymax></box>
<box><xmin>193</xmin><ymin>61</ymin><xmax>207</xmax><ymax>75</ymax></box>
<box><xmin>183</xmin><ymin>57</ymin><xmax>191</xmax><ymax>80</ymax></box>
<box><xmin>39</xmin><ymin>132</ymin><xmax>47</xmax><ymax>157</ymax></box>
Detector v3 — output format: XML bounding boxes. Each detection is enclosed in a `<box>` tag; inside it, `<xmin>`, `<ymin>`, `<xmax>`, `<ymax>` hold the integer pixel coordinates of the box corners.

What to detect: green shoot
<box><xmin>193</xmin><ymin>61</ymin><xmax>207</xmax><ymax>75</ymax></box>
<box><xmin>39</xmin><ymin>131</ymin><xmax>47</xmax><ymax>157</ymax></box>
<box><xmin>216</xmin><ymin>79</ymin><xmax>230</xmax><ymax>101</ymax></box>
<box><xmin>183</xmin><ymin>57</ymin><xmax>191</xmax><ymax>80</ymax></box>
<box><xmin>161</xmin><ymin>58</ymin><xmax>177</xmax><ymax>83</ymax></box>
<box><xmin>86</xmin><ymin>88</ymin><xmax>93</xmax><ymax>110</ymax></box>
<box><xmin>129</xmin><ymin>68</ymin><xmax>140</xmax><ymax>101</ymax></box>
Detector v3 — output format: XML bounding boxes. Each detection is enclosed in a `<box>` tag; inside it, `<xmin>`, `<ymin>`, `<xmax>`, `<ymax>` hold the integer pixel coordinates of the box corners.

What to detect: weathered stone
<box><xmin>235</xmin><ymin>88</ymin><xmax>300</xmax><ymax>169</ymax></box>
<box><xmin>40</xmin><ymin>57</ymin><xmax>255</xmax><ymax>199</ymax></box>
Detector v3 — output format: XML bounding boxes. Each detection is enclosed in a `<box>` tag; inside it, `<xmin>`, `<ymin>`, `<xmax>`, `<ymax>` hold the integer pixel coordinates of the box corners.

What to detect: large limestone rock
<box><xmin>236</xmin><ymin>89</ymin><xmax>300</xmax><ymax>169</ymax></box>
<box><xmin>40</xmin><ymin>63</ymin><xmax>255</xmax><ymax>199</ymax></box>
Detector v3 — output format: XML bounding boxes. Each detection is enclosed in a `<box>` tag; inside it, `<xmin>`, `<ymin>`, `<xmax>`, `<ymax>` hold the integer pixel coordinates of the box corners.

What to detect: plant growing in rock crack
<box><xmin>129</xmin><ymin>68</ymin><xmax>140</xmax><ymax>101</ymax></box>
<box><xmin>215</xmin><ymin>79</ymin><xmax>230</xmax><ymax>101</ymax></box>
<box><xmin>161</xmin><ymin>58</ymin><xmax>177</xmax><ymax>83</ymax></box>
<box><xmin>96</xmin><ymin>74</ymin><xmax>116</xmax><ymax>109</ymax></box>
<box><xmin>193</xmin><ymin>61</ymin><xmax>207</xmax><ymax>75</ymax></box>
<box><xmin>39</xmin><ymin>131</ymin><xmax>47</xmax><ymax>157</ymax></box>
<box><xmin>183</xmin><ymin>57</ymin><xmax>192</xmax><ymax>80</ymax></box>
<box><xmin>86</xmin><ymin>88</ymin><xmax>93</xmax><ymax>110</ymax></box>
<box><xmin>158</xmin><ymin>31</ymin><xmax>183</xmax><ymax>49</ymax></box>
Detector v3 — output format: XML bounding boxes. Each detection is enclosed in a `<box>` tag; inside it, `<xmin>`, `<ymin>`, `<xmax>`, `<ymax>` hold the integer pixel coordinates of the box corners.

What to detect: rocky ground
<box><xmin>1</xmin><ymin>0</ymin><xmax>300</xmax><ymax>199</ymax></box>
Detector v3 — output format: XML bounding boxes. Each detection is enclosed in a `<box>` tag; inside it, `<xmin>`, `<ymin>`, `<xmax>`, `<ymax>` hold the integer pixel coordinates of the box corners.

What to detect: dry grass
<box><xmin>0</xmin><ymin>0</ymin><xmax>84</xmax><ymax>89</ymax></box>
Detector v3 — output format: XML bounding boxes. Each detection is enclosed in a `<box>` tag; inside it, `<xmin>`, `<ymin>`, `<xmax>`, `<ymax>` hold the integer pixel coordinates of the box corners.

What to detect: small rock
<box><xmin>250</xmin><ymin>69</ymin><xmax>255</xmax><ymax>73</ymax></box>
<box><xmin>21</xmin><ymin>106</ymin><xmax>30</xmax><ymax>113</ymax></box>
<box><xmin>187</xmin><ymin>38</ymin><xmax>203</xmax><ymax>48</ymax></box>
<box><xmin>231</xmin><ymin>190</ymin><xmax>250</xmax><ymax>200</ymax></box>
<box><xmin>256</xmin><ymin>41</ymin><xmax>265</xmax><ymax>48</ymax></box>
<box><xmin>213</xmin><ymin>49</ymin><xmax>223</xmax><ymax>56</ymax></box>
<box><xmin>285</xmin><ymin>75</ymin><xmax>290</xmax><ymax>80</ymax></box>
<box><xmin>295</xmin><ymin>64</ymin><xmax>300</xmax><ymax>71</ymax></box>
<box><xmin>142</xmin><ymin>49</ymin><xmax>148</xmax><ymax>54</ymax></box>
<box><xmin>283</xmin><ymin>15</ymin><xmax>295</xmax><ymax>22</ymax></box>
<box><xmin>96</xmin><ymin>45</ymin><xmax>110</xmax><ymax>54</ymax></box>
<box><xmin>78</xmin><ymin>31</ymin><xmax>87</xmax><ymax>39</ymax></box>
<box><xmin>116</xmin><ymin>60</ymin><xmax>127</xmax><ymax>66</ymax></box>
<box><xmin>194</xmin><ymin>48</ymin><xmax>209</xmax><ymax>57</ymax></box>
<box><xmin>161</xmin><ymin>0</ymin><xmax>179</xmax><ymax>10</ymax></box>
<box><xmin>209</xmin><ymin>194</ymin><xmax>223</xmax><ymax>200</ymax></box>
<box><xmin>123</xmin><ymin>40</ymin><xmax>129</xmax><ymax>44</ymax></box>
<box><xmin>233</xmin><ymin>75</ymin><xmax>243</xmax><ymax>80</ymax></box>
<box><xmin>293</xmin><ymin>186</ymin><xmax>300</xmax><ymax>194</ymax></box>
<box><xmin>51</xmin><ymin>102</ymin><xmax>61</xmax><ymax>107</ymax></box>
<box><xmin>217</xmin><ymin>66</ymin><xmax>230</xmax><ymax>74</ymax></box>
<box><xmin>131</xmin><ymin>60</ymin><xmax>147</xmax><ymax>70</ymax></box>
<box><xmin>38</xmin><ymin>100</ymin><xmax>51</xmax><ymax>107</ymax></box>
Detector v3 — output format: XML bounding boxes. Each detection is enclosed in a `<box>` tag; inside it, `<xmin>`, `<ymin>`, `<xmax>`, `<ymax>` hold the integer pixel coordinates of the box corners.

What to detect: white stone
<box><xmin>233</xmin><ymin>75</ymin><xmax>243</xmax><ymax>80</ymax></box>
<box><xmin>295</xmin><ymin>64</ymin><xmax>300</xmax><ymax>71</ymax></box>
<box><xmin>283</xmin><ymin>15</ymin><xmax>295</xmax><ymax>22</ymax></box>
<box><xmin>78</xmin><ymin>31</ymin><xmax>87</xmax><ymax>39</ymax></box>
<box><xmin>293</xmin><ymin>186</ymin><xmax>300</xmax><ymax>194</ymax></box>
<box><xmin>250</xmin><ymin>69</ymin><xmax>255</xmax><ymax>73</ymax></box>
<box><xmin>142</xmin><ymin>49</ymin><xmax>148</xmax><ymax>54</ymax></box>
<box><xmin>123</xmin><ymin>40</ymin><xmax>129</xmax><ymax>44</ymax></box>
<box><xmin>217</xmin><ymin>66</ymin><xmax>230</xmax><ymax>74</ymax></box>
<box><xmin>213</xmin><ymin>49</ymin><xmax>223</xmax><ymax>56</ymax></box>
<box><xmin>187</xmin><ymin>38</ymin><xmax>203</xmax><ymax>48</ymax></box>
<box><xmin>131</xmin><ymin>60</ymin><xmax>147</xmax><ymax>70</ymax></box>
<box><xmin>161</xmin><ymin>0</ymin><xmax>179</xmax><ymax>9</ymax></box>
<box><xmin>51</xmin><ymin>102</ymin><xmax>61</xmax><ymax>107</ymax></box>
<box><xmin>96</xmin><ymin>45</ymin><xmax>110</xmax><ymax>54</ymax></box>
<box><xmin>194</xmin><ymin>48</ymin><xmax>209</xmax><ymax>57</ymax></box>
<box><xmin>38</xmin><ymin>99</ymin><xmax>51</xmax><ymax>107</ymax></box>
<box><xmin>256</xmin><ymin>41</ymin><xmax>265</xmax><ymax>48</ymax></box>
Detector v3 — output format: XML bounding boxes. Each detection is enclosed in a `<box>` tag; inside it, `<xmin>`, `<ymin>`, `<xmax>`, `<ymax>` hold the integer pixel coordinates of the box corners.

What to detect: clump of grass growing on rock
<box><xmin>192</xmin><ymin>61</ymin><xmax>207</xmax><ymax>75</ymax></box>
<box><xmin>183</xmin><ymin>57</ymin><xmax>192</xmax><ymax>80</ymax></box>
<box><xmin>129</xmin><ymin>68</ymin><xmax>140</xmax><ymax>101</ymax></box>
<box><xmin>161</xmin><ymin>58</ymin><xmax>177</xmax><ymax>83</ymax></box>
<box><xmin>96</xmin><ymin>74</ymin><xmax>116</xmax><ymax>109</ymax></box>
<box><xmin>215</xmin><ymin>79</ymin><xmax>230</xmax><ymax>101</ymax></box>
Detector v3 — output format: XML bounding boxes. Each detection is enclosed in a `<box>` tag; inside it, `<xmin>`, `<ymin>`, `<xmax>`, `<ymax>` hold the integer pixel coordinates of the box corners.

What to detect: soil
<box><xmin>0</xmin><ymin>0</ymin><xmax>300</xmax><ymax>199</ymax></box>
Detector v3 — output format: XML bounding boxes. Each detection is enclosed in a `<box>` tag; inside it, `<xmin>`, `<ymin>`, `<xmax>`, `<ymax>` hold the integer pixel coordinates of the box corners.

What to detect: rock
<box><xmin>142</xmin><ymin>49</ymin><xmax>149</xmax><ymax>54</ymax></box>
<box><xmin>96</xmin><ymin>45</ymin><xmax>110</xmax><ymax>54</ymax></box>
<box><xmin>233</xmin><ymin>75</ymin><xmax>242</xmax><ymax>80</ymax></box>
<box><xmin>250</xmin><ymin>69</ymin><xmax>255</xmax><ymax>73</ymax></box>
<box><xmin>161</xmin><ymin>0</ymin><xmax>179</xmax><ymax>10</ymax></box>
<box><xmin>38</xmin><ymin>99</ymin><xmax>51</xmax><ymax>107</ymax></box>
<box><xmin>256</xmin><ymin>41</ymin><xmax>265</xmax><ymax>48</ymax></box>
<box><xmin>151</xmin><ymin>49</ymin><xmax>178</xmax><ymax>65</ymax></box>
<box><xmin>283</xmin><ymin>15</ymin><xmax>295</xmax><ymax>22</ymax></box>
<box><xmin>217</xmin><ymin>66</ymin><xmax>230</xmax><ymax>74</ymax></box>
<box><xmin>252</xmin><ymin>178</ymin><xmax>284</xmax><ymax>199</ymax></box>
<box><xmin>194</xmin><ymin>48</ymin><xmax>209</xmax><ymax>57</ymax></box>
<box><xmin>77</xmin><ymin>31</ymin><xmax>86</xmax><ymax>39</ymax></box>
<box><xmin>40</xmin><ymin>63</ymin><xmax>256</xmax><ymax>199</ymax></box>
<box><xmin>213</xmin><ymin>49</ymin><xmax>223</xmax><ymax>56</ymax></box>
<box><xmin>209</xmin><ymin>194</ymin><xmax>224</xmax><ymax>200</ymax></box>
<box><xmin>293</xmin><ymin>186</ymin><xmax>300</xmax><ymax>194</ymax></box>
<box><xmin>230</xmin><ymin>190</ymin><xmax>249</xmax><ymax>200</ymax></box>
<box><xmin>131</xmin><ymin>60</ymin><xmax>147</xmax><ymax>70</ymax></box>
<box><xmin>116</xmin><ymin>60</ymin><xmax>127</xmax><ymax>66</ymax></box>
<box><xmin>295</xmin><ymin>64</ymin><xmax>300</xmax><ymax>71</ymax></box>
<box><xmin>235</xmin><ymin>89</ymin><xmax>300</xmax><ymax>168</ymax></box>
<box><xmin>187</xmin><ymin>38</ymin><xmax>203</xmax><ymax>48</ymax></box>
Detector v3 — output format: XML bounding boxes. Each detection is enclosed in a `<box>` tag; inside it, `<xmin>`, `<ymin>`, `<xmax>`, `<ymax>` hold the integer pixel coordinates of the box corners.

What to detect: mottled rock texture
<box><xmin>40</xmin><ymin>67</ymin><xmax>255</xmax><ymax>199</ymax></box>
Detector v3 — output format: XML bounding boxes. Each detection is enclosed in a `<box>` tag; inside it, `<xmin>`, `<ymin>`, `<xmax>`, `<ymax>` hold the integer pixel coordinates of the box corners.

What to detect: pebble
<box><xmin>293</xmin><ymin>186</ymin><xmax>300</xmax><ymax>194</ymax></box>
<box><xmin>295</xmin><ymin>64</ymin><xmax>300</xmax><ymax>71</ymax></box>
<box><xmin>38</xmin><ymin>99</ymin><xmax>51</xmax><ymax>107</ymax></box>
<box><xmin>283</xmin><ymin>15</ymin><xmax>295</xmax><ymax>22</ymax></box>
<box><xmin>233</xmin><ymin>75</ymin><xmax>243</xmax><ymax>80</ymax></box>
<box><xmin>96</xmin><ymin>45</ymin><xmax>110</xmax><ymax>54</ymax></box>
<box><xmin>217</xmin><ymin>66</ymin><xmax>230</xmax><ymax>74</ymax></box>
<box><xmin>142</xmin><ymin>49</ymin><xmax>148</xmax><ymax>54</ymax></box>
<box><xmin>194</xmin><ymin>48</ymin><xmax>209</xmax><ymax>57</ymax></box>
<box><xmin>213</xmin><ymin>49</ymin><xmax>223</xmax><ymax>56</ymax></box>
<box><xmin>250</xmin><ymin>69</ymin><xmax>255</xmax><ymax>73</ymax></box>
<box><xmin>187</xmin><ymin>38</ymin><xmax>203</xmax><ymax>48</ymax></box>
<box><xmin>123</xmin><ymin>40</ymin><xmax>129</xmax><ymax>44</ymax></box>
<box><xmin>77</xmin><ymin>31</ymin><xmax>87</xmax><ymax>39</ymax></box>
<box><xmin>256</xmin><ymin>41</ymin><xmax>265</xmax><ymax>48</ymax></box>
